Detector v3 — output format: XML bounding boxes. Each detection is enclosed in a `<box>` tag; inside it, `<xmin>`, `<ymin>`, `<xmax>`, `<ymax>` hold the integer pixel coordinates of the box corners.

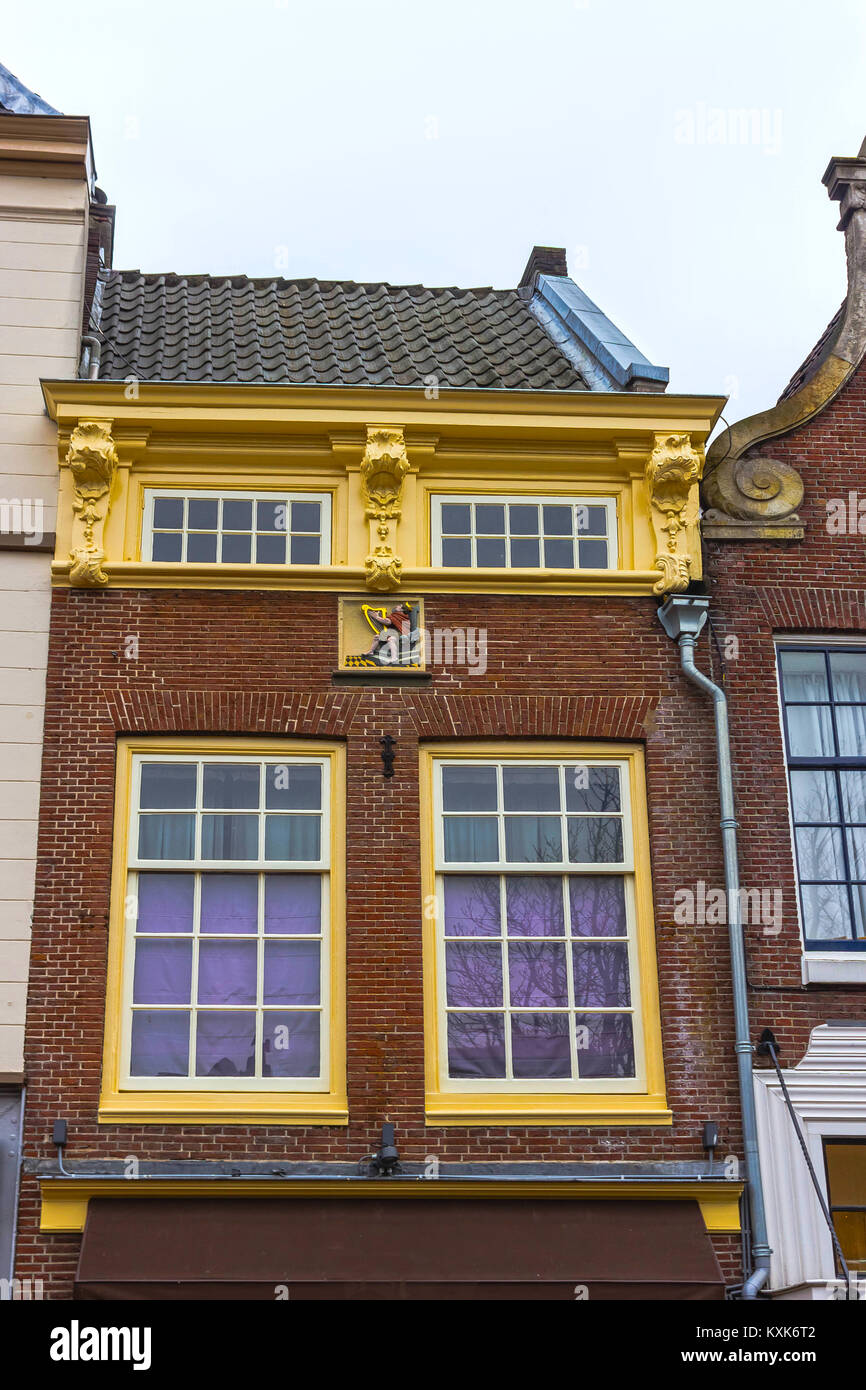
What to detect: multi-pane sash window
<box><xmin>124</xmin><ymin>754</ymin><xmax>331</xmax><ymax>1089</ymax></box>
<box><xmin>778</xmin><ymin>646</ymin><xmax>866</xmax><ymax>949</ymax></box>
<box><xmin>824</xmin><ymin>1139</ymin><xmax>866</xmax><ymax>1273</ymax></box>
<box><xmin>144</xmin><ymin>490</ymin><xmax>331</xmax><ymax>565</ymax></box>
<box><xmin>432</xmin><ymin>758</ymin><xmax>641</xmax><ymax>1088</ymax></box>
<box><xmin>431</xmin><ymin>496</ymin><xmax>615</xmax><ymax>570</ymax></box>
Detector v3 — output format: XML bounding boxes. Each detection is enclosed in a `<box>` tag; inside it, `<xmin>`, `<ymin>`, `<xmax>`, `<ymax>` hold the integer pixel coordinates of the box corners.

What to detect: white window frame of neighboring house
<box><xmin>430</xmin><ymin>754</ymin><xmax>646</xmax><ymax>1094</ymax></box>
<box><xmin>430</xmin><ymin>495</ymin><xmax>618</xmax><ymax>570</ymax></box>
<box><xmin>142</xmin><ymin>488</ymin><xmax>333</xmax><ymax>565</ymax></box>
<box><xmin>753</xmin><ymin>1023</ymin><xmax>866</xmax><ymax>1298</ymax></box>
<box><xmin>121</xmin><ymin>751</ymin><xmax>332</xmax><ymax>1093</ymax></box>
<box><xmin>774</xmin><ymin>636</ymin><xmax>866</xmax><ymax>985</ymax></box>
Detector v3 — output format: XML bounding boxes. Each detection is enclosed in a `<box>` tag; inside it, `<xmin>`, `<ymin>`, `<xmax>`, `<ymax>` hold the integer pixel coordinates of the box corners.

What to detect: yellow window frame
<box><xmin>420</xmin><ymin>741</ymin><xmax>670</xmax><ymax>1125</ymax></box>
<box><xmin>99</xmin><ymin>736</ymin><xmax>347</xmax><ymax>1125</ymax></box>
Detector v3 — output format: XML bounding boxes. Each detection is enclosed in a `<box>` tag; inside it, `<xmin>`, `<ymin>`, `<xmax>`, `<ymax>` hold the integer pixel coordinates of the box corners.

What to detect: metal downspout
<box><xmin>658</xmin><ymin>596</ymin><xmax>772</xmax><ymax>1298</ymax></box>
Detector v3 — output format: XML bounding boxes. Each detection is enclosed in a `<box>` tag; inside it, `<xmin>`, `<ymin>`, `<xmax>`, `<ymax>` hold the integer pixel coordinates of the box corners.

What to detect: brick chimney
<box><xmin>518</xmin><ymin>245</ymin><xmax>568</xmax><ymax>289</ymax></box>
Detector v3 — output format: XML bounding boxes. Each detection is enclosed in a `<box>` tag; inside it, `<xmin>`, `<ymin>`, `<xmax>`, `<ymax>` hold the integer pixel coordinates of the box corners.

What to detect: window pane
<box><xmin>578</xmin><ymin>538</ymin><xmax>608</xmax><ymax>568</ymax></box>
<box><xmin>508</xmin><ymin>942</ymin><xmax>568</xmax><ymax>1006</ymax></box>
<box><xmin>222</xmin><ymin>499</ymin><xmax>252</xmax><ymax>530</ymax></box>
<box><xmin>201</xmin><ymin>814</ymin><xmax>259</xmax><ymax>860</ymax></box>
<box><xmin>509</xmin><ymin>505</ymin><xmax>538</xmax><ymax>534</ymax></box>
<box><xmin>846</xmin><ymin>827</ymin><xmax>866</xmax><ymax>879</ymax></box>
<box><xmin>841</xmin><ymin>771</ymin><xmax>866</xmax><ymax>823</ymax></box>
<box><xmin>504</xmin><ymin>816</ymin><xmax>563</xmax><ymax>863</ymax></box>
<box><xmin>510</xmin><ymin>537</ymin><xmax>540</xmax><ymax>567</ymax></box>
<box><xmin>203</xmin><ymin>764</ymin><xmax>260</xmax><ymax>809</ymax></box>
<box><xmin>133</xmin><ymin>940</ymin><xmax>192</xmax><ymax>1005</ymax></box>
<box><xmin>256</xmin><ymin>534</ymin><xmax>286</xmax><ymax>564</ymax></box>
<box><xmin>836</xmin><ymin>706</ymin><xmax>866</xmax><ymax>758</ymax></box>
<box><xmin>796</xmin><ymin>826</ymin><xmax>847</xmax><ymax>881</ymax></box>
<box><xmin>786</xmin><ymin>705</ymin><xmax>834</xmax><ymax>757</ymax></box>
<box><xmin>153</xmin><ymin>497</ymin><xmax>184</xmax><ymax>529</ymax></box>
<box><xmin>829</xmin><ymin>652</ymin><xmax>866</xmax><ymax>702</ymax></box>
<box><xmin>475</xmin><ymin>504</ymin><xmax>505</xmax><ymax>533</ymax></box>
<box><xmin>502</xmin><ymin>766</ymin><xmax>560</xmax><ymax>812</ymax></box>
<box><xmin>186</xmin><ymin>532</ymin><xmax>218</xmax><ymax>562</ymax></box>
<box><xmin>443</xmin><ymin>816</ymin><xmax>498</xmax><ymax>861</ymax></box>
<box><xmin>447</xmin><ymin>1012</ymin><xmax>506</xmax><ymax>1078</ymax></box>
<box><xmin>221</xmin><ymin>533</ymin><xmax>252</xmax><ymax>564</ymax></box>
<box><xmin>511</xmin><ymin>1013</ymin><xmax>571</xmax><ymax>1079</ymax></box>
<box><xmin>198</xmin><ymin>940</ymin><xmax>257</xmax><ymax>1005</ymax></box>
<box><xmin>264</xmin><ymin>875</ymin><xmax>321</xmax><ymax>934</ymax></box>
<box><xmin>263</xmin><ymin>941</ymin><xmax>320</xmax><ymax>1005</ymax></box>
<box><xmin>825</xmin><ymin>1142</ymin><xmax>866</xmax><ymax>1206</ymax></box>
<box><xmin>138</xmin><ymin>814</ymin><xmax>195</xmax><ymax>860</ymax></box>
<box><xmin>572</xmin><ymin>943</ymin><xmax>631</xmax><ymax>1006</ymax></box>
<box><xmin>445</xmin><ymin>942</ymin><xmax>503</xmax><ymax>1006</ymax></box>
<box><xmin>256</xmin><ymin>500</ymin><xmax>283</xmax><ymax>531</ymax></box>
<box><xmin>195</xmin><ymin>1011</ymin><xmax>256</xmax><ymax>1077</ymax></box>
<box><xmin>442</xmin><ymin>765</ymin><xmax>497</xmax><ymax>811</ymax></box>
<box><xmin>565</xmin><ymin>766</ymin><xmax>621</xmax><ymax>813</ymax></box>
<box><xmin>791</xmin><ymin>770</ymin><xmax>838</xmax><ymax>823</ymax></box>
<box><xmin>151</xmin><ymin>531</ymin><xmax>183</xmax><ymax>562</ymax></box>
<box><xmin>265</xmin><ymin>763</ymin><xmax>322</xmax><ymax>810</ymax></box>
<box><xmin>567</xmin><ymin>817</ymin><xmax>624</xmax><ymax>863</ymax></box>
<box><xmin>200</xmin><ymin>874</ymin><xmax>259</xmax><ymax>934</ymax></box>
<box><xmin>780</xmin><ymin>650</ymin><xmax>830</xmax><ymax>701</ymax></box>
<box><xmin>136</xmin><ymin>874</ymin><xmax>194</xmax><ymax>933</ymax></box>
<box><xmin>140</xmin><ymin>763</ymin><xmax>197</xmax><ymax>809</ymax></box>
<box><xmin>832</xmin><ymin>1211</ymin><xmax>866</xmax><ymax>1270</ymax></box>
<box><xmin>544</xmin><ymin>538</ymin><xmax>574</xmax><ymax>568</ymax></box>
<box><xmin>130</xmin><ymin>1011</ymin><xmax>189</xmax><ymax>1077</ymax></box>
<box><xmin>441</xmin><ymin>504</ymin><xmax>471</xmax><ymax>534</ymax></box>
<box><xmin>569</xmin><ymin>876</ymin><xmax>628</xmax><ymax>936</ymax></box>
<box><xmin>852</xmin><ymin>885</ymin><xmax>866</xmax><ymax>940</ymax></box>
<box><xmin>291</xmin><ymin>501</ymin><xmax>321</xmax><ymax>532</ymax></box>
<box><xmin>264</xmin><ymin>816</ymin><xmax>321</xmax><ymax>861</ymax></box>
<box><xmin>543</xmin><ymin>505</ymin><xmax>572</xmax><ymax>536</ymax></box>
<box><xmin>262</xmin><ymin>1010</ymin><xmax>319</xmax><ymax>1078</ymax></box>
<box><xmin>290</xmin><ymin>535</ymin><xmax>321</xmax><ymax>565</ymax></box>
<box><xmin>505</xmin><ymin>876</ymin><xmax>564</xmax><ymax>936</ymax></box>
<box><xmin>187</xmin><ymin>498</ymin><xmax>218</xmax><ymax>529</ymax></box>
<box><xmin>442</xmin><ymin>537</ymin><xmax>472</xmax><ymax>566</ymax></box>
<box><xmin>442</xmin><ymin>876</ymin><xmax>500</xmax><ymax>936</ymax></box>
<box><xmin>581</xmin><ymin>505</ymin><xmax>607</xmax><ymax>536</ymax></box>
<box><xmin>576</xmin><ymin>1013</ymin><xmax>635</xmax><ymax>1078</ymax></box>
<box><xmin>476</xmin><ymin>537</ymin><xmax>507</xmax><ymax>567</ymax></box>
<box><xmin>800</xmin><ymin>884</ymin><xmax>853</xmax><ymax>941</ymax></box>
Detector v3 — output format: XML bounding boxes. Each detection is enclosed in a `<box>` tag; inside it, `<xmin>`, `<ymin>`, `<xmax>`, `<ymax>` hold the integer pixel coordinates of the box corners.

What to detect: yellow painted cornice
<box><xmin>41</xmin><ymin>379</ymin><xmax>725</xmax><ymax>444</ymax></box>
<box><xmin>38</xmin><ymin>1176</ymin><xmax>743</xmax><ymax>1234</ymax></box>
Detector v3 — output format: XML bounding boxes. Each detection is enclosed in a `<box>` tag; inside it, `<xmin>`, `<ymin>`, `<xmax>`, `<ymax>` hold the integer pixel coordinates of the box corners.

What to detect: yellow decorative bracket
<box><xmin>359</xmin><ymin>426</ymin><xmax>410</xmax><ymax>591</ymax></box>
<box><xmin>66</xmin><ymin>419</ymin><xmax>119</xmax><ymax>587</ymax></box>
<box><xmin>645</xmin><ymin>431</ymin><xmax>703</xmax><ymax>593</ymax></box>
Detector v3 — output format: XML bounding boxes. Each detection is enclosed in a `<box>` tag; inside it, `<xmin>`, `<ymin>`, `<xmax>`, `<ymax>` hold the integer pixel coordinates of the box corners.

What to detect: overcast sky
<box><xmin>5</xmin><ymin>0</ymin><xmax>865</xmax><ymax>425</ymax></box>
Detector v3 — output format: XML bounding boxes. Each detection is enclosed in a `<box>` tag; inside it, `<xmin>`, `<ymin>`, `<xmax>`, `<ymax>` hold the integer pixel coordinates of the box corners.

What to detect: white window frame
<box><xmin>430</xmin><ymin>494</ymin><xmax>618</xmax><ymax>570</ymax></box>
<box><xmin>431</xmin><ymin>755</ymin><xmax>645</xmax><ymax>1094</ymax></box>
<box><xmin>774</xmin><ymin>636</ymin><xmax>866</xmax><ymax>984</ymax></box>
<box><xmin>142</xmin><ymin>488</ymin><xmax>332</xmax><ymax>565</ymax></box>
<box><xmin>121</xmin><ymin>751</ymin><xmax>331</xmax><ymax>1093</ymax></box>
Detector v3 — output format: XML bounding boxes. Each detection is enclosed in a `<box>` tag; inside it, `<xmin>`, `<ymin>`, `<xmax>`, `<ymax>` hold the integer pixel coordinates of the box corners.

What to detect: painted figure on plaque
<box><xmin>345</xmin><ymin>601</ymin><xmax>422</xmax><ymax>668</ymax></box>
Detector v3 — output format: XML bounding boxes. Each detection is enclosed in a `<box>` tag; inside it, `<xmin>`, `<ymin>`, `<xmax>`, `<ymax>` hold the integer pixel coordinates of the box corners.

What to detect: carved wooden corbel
<box><xmin>66</xmin><ymin>419</ymin><xmax>118</xmax><ymax>587</ymax></box>
<box><xmin>359</xmin><ymin>426</ymin><xmax>410</xmax><ymax>591</ymax></box>
<box><xmin>646</xmin><ymin>431</ymin><xmax>702</xmax><ymax>594</ymax></box>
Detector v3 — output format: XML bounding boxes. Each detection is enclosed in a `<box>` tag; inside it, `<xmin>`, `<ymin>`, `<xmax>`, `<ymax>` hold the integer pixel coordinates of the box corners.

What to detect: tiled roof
<box><xmin>94</xmin><ymin>271</ymin><xmax>592</xmax><ymax>390</ymax></box>
<box><xmin>778</xmin><ymin>302</ymin><xmax>844</xmax><ymax>402</ymax></box>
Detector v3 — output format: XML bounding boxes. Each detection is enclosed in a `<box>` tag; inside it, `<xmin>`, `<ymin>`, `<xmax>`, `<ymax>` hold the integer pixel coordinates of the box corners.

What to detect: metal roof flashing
<box><xmin>532</xmin><ymin>274</ymin><xmax>669</xmax><ymax>392</ymax></box>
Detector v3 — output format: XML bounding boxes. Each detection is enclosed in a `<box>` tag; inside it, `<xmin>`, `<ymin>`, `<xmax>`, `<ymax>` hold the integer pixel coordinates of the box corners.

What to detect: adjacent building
<box><xmin>0</xmin><ymin>63</ymin><xmax>111</xmax><ymax>1291</ymax></box>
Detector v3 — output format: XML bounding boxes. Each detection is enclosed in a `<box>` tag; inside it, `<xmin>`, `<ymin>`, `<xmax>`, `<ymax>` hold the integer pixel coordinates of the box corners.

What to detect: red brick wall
<box><xmin>17</xmin><ymin>587</ymin><xmax>747</xmax><ymax>1294</ymax></box>
<box><xmin>705</xmin><ymin>357</ymin><xmax>866</xmax><ymax>1074</ymax></box>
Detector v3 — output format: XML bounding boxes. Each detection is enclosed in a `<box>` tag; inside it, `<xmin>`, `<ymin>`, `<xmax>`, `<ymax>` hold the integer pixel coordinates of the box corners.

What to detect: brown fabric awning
<box><xmin>75</xmin><ymin>1196</ymin><xmax>725</xmax><ymax>1300</ymax></box>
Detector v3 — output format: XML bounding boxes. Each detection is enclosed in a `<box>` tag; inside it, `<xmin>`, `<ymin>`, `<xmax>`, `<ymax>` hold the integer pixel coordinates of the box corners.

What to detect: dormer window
<box><xmin>431</xmin><ymin>496</ymin><xmax>616</xmax><ymax>570</ymax></box>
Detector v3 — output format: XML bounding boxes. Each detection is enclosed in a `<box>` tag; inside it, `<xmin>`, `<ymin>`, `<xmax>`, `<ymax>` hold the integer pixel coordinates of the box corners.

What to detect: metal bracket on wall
<box><xmin>380</xmin><ymin>735</ymin><xmax>396</xmax><ymax>778</ymax></box>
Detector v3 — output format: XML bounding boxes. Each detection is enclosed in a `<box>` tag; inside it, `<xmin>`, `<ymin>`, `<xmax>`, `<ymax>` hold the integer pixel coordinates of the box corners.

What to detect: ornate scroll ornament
<box><xmin>66</xmin><ymin>419</ymin><xmax>118</xmax><ymax>587</ymax></box>
<box><xmin>646</xmin><ymin>431</ymin><xmax>702</xmax><ymax>594</ymax></box>
<box><xmin>359</xmin><ymin>426</ymin><xmax>410</xmax><ymax>592</ymax></box>
<box><xmin>702</xmin><ymin>454</ymin><xmax>804</xmax><ymax>540</ymax></box>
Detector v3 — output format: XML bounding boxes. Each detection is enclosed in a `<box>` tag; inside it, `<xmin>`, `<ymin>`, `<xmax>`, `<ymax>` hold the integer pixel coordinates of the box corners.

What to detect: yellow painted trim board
<box><xmin>38</xmin><ymin>1178</ymin><xmax>743</xmax><ymax>1234</ymax></box>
